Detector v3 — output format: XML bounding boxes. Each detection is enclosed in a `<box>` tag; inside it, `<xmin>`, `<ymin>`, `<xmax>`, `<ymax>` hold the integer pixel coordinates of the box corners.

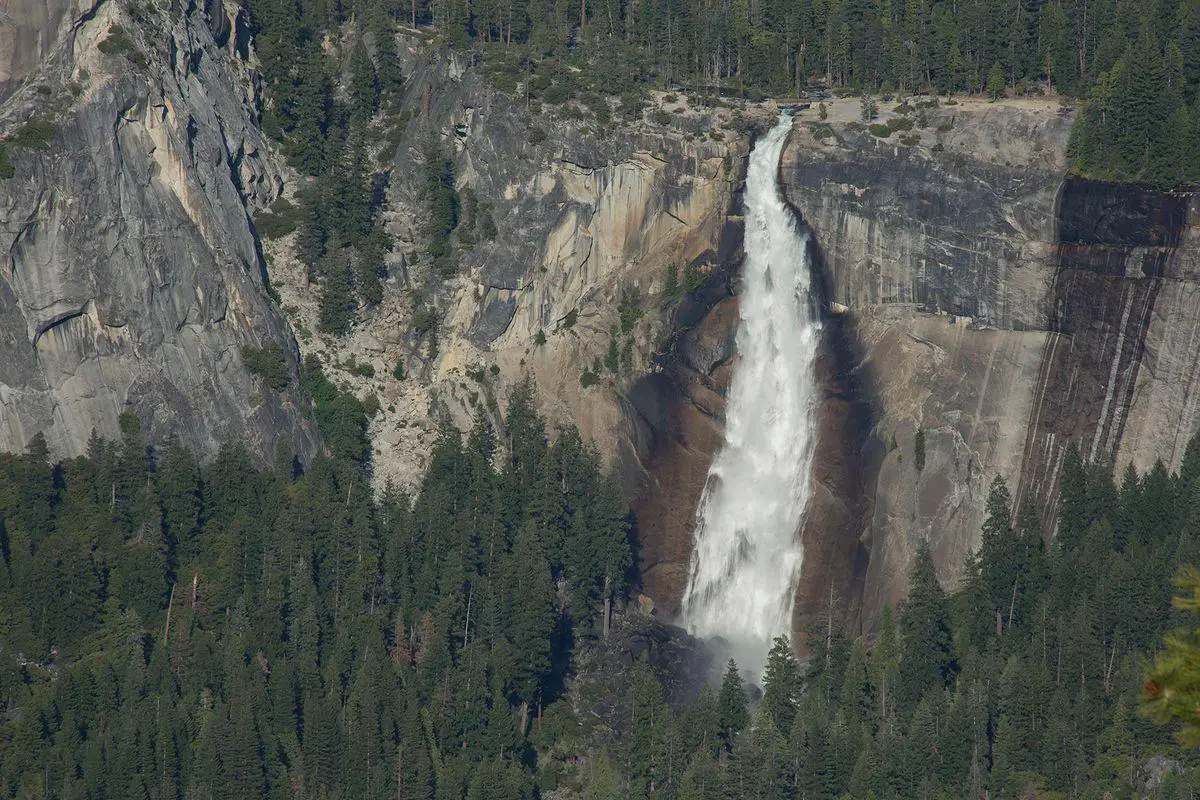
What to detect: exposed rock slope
<box><xmin>0</xmin><ymin>0</ymin><xmax>318</xmax><ymax>461</ymax></box>
<box><xmin>265</xmin><ymin>42</ymin><xmax>760</xmax><ymax>490</ymax></box>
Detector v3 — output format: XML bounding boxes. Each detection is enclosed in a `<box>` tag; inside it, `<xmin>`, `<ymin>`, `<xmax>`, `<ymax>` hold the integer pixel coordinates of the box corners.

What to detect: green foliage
<box><xmin>96</xmin><ymin>25</ymin><xmax>146</xmax><ymax>66</ymax></box>
<box><xmin>367</xmin><ymin>11</ymin><xmax>404</xmax><ymax>103</ymax></box>
<box><xmin>604</xmin><ymin>331</ymin><xmax>620</xmax><ymax>373</ymax></box>
<box><xmin>761</xmin><ymin>636</ymin><xmax>800</xmax><ymax>732</ymax></box>
<box><xmin>618</xmin><ymin>284</ymin><xmax>642</xmax><ymax>334</ymax></box>
<box><xmin>898</xmin><ymin>541</ymin><xmax>956</xmax><ymax>707</ymax></box>
<box><xmin>354</xmin><ymin>231</ymin><xmax>389</xmax><ymax>306</ymax></box>
<box><xmin>240</xmin><ymin>342</ymin><xmax>291</xmax><ymax>390</ymax></box>
<box><xmin>348</xmin><ymin>39</ymin><xmax>380</xmax><ymax>127</ymax></box>
<box><xmin>341</xmin><ymin>356</ymin><xmax>375</xmax><ymax>378</ymax></box>
<box><xmin>716</xmin><ymin>660</ymin><xmax>748</xmax><ymax>748</ymax></box>
<box><xmin>0</xmin><ymin>393</ymin><xmax>636</xmax><ymax>796</ymax></box>
<box><xmin>423</xmin><ymin>136</ymin><xmax>459</xmax><ymax>275</ymax></box>
<box><xmin>986</xmin><ymin>63</ymin><xmax>1006</xmax><ymax>99</ymax></box>
<box><xmin>663</xmin><ymin>263</ymin><xmax>680</xmax><ymax>303</ymax></box>
<box><xmin>871</xmin><ymin>116</ymin><xmax>916</xmax><ymax>138</ymax></box>
<box><xmin>580</xmin><ymin>369</ymin><xmax>599</xmax><ymax>388</ymax></box>
<box><xmin>300</xmin><ymin>355</ymin><xmax>370</xmax><ymax>464</ymax></box>
<box><xmin>1145</xmin><ymin>566</ymin><xmax>1200</xmax><ymax>745</ymax></box>
<box><xmin>10</xmin><ymin>118</ymin><xmax>57</xmax><ymax>150</ymax></box>
<box><xmin>318</xmin><ymin>254</ymin><xmax>355</xmax><ymax>335</ymax></box>
<box><xmin>682</xmin><ymin>261</ymin><xmax>706</xmax><ymax>293</ymax></box>
<box><xmin>561</xmin><ymin>309</ymin><xmax>578</xmax><ymax>329</ymax></box>
<box><xmin>914</xmin><ymin>428</ymin><xmax>925</xmax><ymax>472</ymax></box>
<box><xmin>253</xmin><ymin>196</ymin><xmax>300</xmax><ymax>239</ymax></box>
<box><xmin>0</xmin><ymin>144</ymin><xmax>12</xmax><ymax>179</ymax></box>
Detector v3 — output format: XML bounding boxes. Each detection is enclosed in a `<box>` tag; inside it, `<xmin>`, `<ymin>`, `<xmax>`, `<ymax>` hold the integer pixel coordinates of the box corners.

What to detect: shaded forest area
<box><xmin>4</xmin><ymin>364</ymin><xmax>1200</xmax><ymax>797</ymax></box>
<box><xmin>0</xmin><ymin>378</ymin><xmax>631</xmax><ymax>798</ymax></box>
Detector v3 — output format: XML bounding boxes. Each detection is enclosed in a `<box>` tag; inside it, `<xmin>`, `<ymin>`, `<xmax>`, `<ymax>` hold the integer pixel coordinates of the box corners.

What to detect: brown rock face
<box><xmin>791</xmin><ymin>309</ymin><xmax>873</xmax><ymax>644</ymax></box>
<box><xmin>627</xmin><ymin>214</ymin><xmax>874</xmax><ymax>648</ymax></box>
<box><xmin>628</xmin><ymin>294</ymin><xmax>738</xmax><ymax>616</ymax></box>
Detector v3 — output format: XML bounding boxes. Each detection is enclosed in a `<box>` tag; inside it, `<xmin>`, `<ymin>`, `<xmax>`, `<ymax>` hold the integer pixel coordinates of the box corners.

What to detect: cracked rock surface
<box><xmin>0</xmin><ymin>0</ymin><xmax>317</xmax><ymax>461</ymax></box>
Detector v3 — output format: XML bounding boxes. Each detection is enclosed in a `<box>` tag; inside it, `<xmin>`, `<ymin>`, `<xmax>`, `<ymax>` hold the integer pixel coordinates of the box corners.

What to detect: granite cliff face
<box><xmin>8</xmin><ymin>0</ymin><xmax>1198</xmax><ymax>643</ymax></box>
<box><xmin>0</xmin><ymin>0</ymin><xmax>318</xmax><ymax>461</ymax></box>
<box><xmin>262</xmin><ymin>41</ymin><xmax>763</xmax><ymax>490</ymax></box>
<box><xmin>0</xmin><ymin>0</ymin><xmax>79</xmax><ymax>97</ymax></box>
<box><xmin>779</xmin><ymin>97</ymin><xmax>1200</xmax><ymax>622</ymax></box>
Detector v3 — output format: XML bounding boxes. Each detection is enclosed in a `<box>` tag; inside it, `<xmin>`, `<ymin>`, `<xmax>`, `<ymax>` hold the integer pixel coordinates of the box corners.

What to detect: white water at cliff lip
<box><xmin>680</xmin><ymin>113</ymin><xmax>821</xmax><ymax>678</ymax></box>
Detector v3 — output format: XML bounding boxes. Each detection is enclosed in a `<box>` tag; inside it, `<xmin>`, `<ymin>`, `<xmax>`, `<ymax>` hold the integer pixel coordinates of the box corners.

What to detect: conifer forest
<box><xmin>6</xmin><ymin>0</ymin><xmax>1200</xmax><ymax>790</ymax></box>
<box><xmin>5</xmin><ymin>360</ymin><xmax>1200</xmax><ymax>796</ymax></box>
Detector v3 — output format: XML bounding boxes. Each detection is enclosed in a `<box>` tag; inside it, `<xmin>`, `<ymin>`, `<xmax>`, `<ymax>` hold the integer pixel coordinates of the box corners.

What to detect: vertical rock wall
<box><xmin>1018</xmin><ymin>180</ymin><xmax>1198</xmax><ymax>526</ymax></box>
<box><xmin>779</xmin><ymin>98</ymin><xmax>1200</xmax><ymax>625</ymax></box>
<box><xmin>0</xmin><ymin>0</ymin><xmax>318</xmax><ymax>462</ymax></box>
<box><xmin>781</xmin><ymin>99</ymin><xmax>1070</xmax><ymax>620</ymax></box>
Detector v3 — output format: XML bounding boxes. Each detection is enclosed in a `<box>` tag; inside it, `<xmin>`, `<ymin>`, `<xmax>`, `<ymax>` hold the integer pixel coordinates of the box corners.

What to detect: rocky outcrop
<box><xmin>263</xmin><ymin>42</ymin><xmax>761</xmax><ymax>490</ymax></box>
<box><xmin>0</xmin><ymin>0</ymin><xmax>318</xmax><ymax>461</ymax></box>
<box><xmin>781</xmin><ymin>97</ymin><xmax>1200</xmax><ymax>622</ymax></box>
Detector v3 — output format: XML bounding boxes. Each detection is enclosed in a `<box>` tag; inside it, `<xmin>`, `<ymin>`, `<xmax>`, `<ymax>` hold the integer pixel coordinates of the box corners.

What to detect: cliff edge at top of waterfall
<box><xmin>787</xmin><ymin>95</ymin><xmax>1074</xmax><ymax>171</ymax></box>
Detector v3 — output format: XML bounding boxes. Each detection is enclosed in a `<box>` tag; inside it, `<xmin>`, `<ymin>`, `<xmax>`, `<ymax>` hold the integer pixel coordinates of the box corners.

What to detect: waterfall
<box><xmin>681</xmin><ymin>113</ymin><xmax>821</xmax><ymax>677</ymax></box>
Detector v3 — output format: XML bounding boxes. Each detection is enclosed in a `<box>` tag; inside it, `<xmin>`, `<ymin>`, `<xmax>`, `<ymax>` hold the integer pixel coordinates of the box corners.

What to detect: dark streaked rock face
<box><xmin>1017</xmin><ymin>179</ymin><xmax>1198</xmax><ymax>532</ymax></box>
<box><xmin>0</xmin><ymin>0</ymin><xmax>318</xmax><ymax>463</ymax></box>
<box><xmin>625</xmin><ymin>260</ymin><xmax>741</xmax><ymax>620</ymax></box>
<box><xmin>777</xmin><ymin>101</ymin><xmax>1200</xmax><ymax>628</ymax></box>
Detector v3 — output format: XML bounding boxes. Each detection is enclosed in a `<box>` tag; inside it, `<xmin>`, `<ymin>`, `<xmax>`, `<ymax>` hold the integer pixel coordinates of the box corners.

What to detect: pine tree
<box><xmin>500</xmin><ymin>520</ymin><xmax>555</xmax><ymax>704</ymax></box>
<box><xmin>289</xmin><ymin>48</ymin><xmax>332</xmax><ymax>174</ymax></box>
<box><xmin>1057</xmin><ymin>441</ymin><xmax>1088</xmax><ymax>548</ymax></box>
<box><xmin>678</xmin><ymin>747</ymin><xmax>722</xmax><ymax>800</ymax></box>
<box><xmin>987</xmin><ymin>61</ymin><xmax>1006</xmax><ymax>98</ymax></box>
<box><xmin>368</xmin><ymin>12</ymin><xmax>405</xmax><ymax>102</ymax></box>
<box><xmin>318</xmin><ymin>253</ymin><xmax>355</xmax><ymax>335</ymax></box>
<box><xmin>873</xmin><ymin>604</ymin><xmax>901</xmax><ymax>721</ymax></box>
<box><xmin>716</xmin><ymin>659</ymin><xmax>748</xmax><ymax>749</ymax></box>
<box><xmin>348</xmin><ymin>39</ymin><xmax>380</xmax><ymax>127</ymax></box>
<box><xmin>761</xmin><ymin>636</ymin><xmax>800</xmax><ymax>733</ymax></box>
<box><xmin>898</xmin><ymin>541</ymin><xmax>956</xmax><ymax>707</ymax></box>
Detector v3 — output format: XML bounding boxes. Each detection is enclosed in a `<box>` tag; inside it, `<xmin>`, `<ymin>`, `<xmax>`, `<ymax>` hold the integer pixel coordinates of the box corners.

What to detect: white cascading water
<box><xmin>681</xmin><ymin>113</ymin><xmax>821</xmax><ymax>677</ymax></box>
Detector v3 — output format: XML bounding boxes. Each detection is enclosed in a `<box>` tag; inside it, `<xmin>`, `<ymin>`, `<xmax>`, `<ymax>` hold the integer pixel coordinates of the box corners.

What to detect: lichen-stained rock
<box><xmin>781</xmin><ymin>98</ymin><xmax>1200</xmax><ymax>626</ymax></box>
<box><xmin>0</xmin><ymin>0</ymin><xmax>317</xmax><ymax>462</ymax></box>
